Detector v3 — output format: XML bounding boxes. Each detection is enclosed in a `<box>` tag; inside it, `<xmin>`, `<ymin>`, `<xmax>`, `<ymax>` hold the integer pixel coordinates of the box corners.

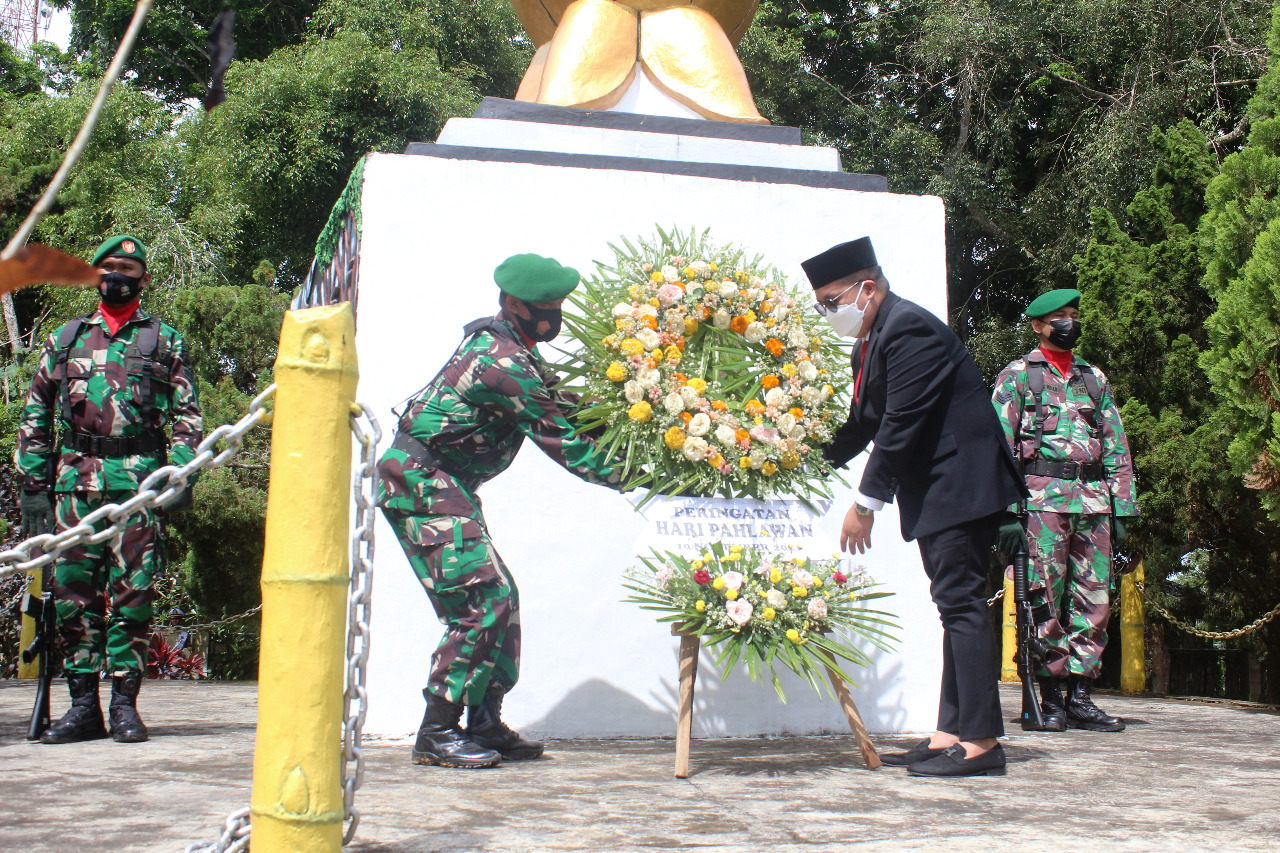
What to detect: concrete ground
<box><xmin>0</xmin><ymin>681</ymin><xmax>1276</xmax><ymax>853</ymax></box>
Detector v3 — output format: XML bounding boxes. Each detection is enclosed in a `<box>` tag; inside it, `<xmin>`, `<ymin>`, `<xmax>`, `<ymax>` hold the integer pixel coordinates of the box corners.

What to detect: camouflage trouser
<box><xmin>383</xmin><ymin>509</ymin><xmax>520</xmax><ymax>706</ymax></box>
<box><xmin>1027</xmin><ymin>510</ymin><xmax>1112</xmax><ymax>679</ymax></box>
<box><xmin>53</xmin><ymin>490</ymin><xmax>161</xmax><ymax>675</ymax></box>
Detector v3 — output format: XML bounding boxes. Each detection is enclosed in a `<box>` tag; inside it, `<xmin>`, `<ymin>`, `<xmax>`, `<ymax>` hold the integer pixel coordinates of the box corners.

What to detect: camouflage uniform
<box><xmin>992</xmin><ymin>349</ymin><xmax>1137</xmax><ymax>678</ymax></box>
<box><xmin>15</xmin><ymin>309</ymin><xmax>202</xmax><ymax>675</ymax></box>
<box><xmin>377</xmin><ymin>314</ymin><xmax>622</xmax><ymax>706</ymax></box>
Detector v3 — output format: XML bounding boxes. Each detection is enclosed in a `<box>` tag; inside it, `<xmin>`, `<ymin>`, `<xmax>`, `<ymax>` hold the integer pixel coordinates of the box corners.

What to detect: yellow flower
<box><xmin>602</xmin><ymin>334</ymin><xmax>618</xmax><ymax>349</ymax></box>
<box><xmin>619</xmin><ymin>338</ymin><xmax>644</xmax><ymax>356</ymax></box>
<box><xmin>739</xmin><ymin>456</ymin><xmax>753</xmax><ymax>469</ymax></box>
<box><xmin>683</xmin><ymin>266</ymin><xmax>696</xmax><ymax>279</ymax></box>
<box><xmin>615</xmin><ymin>318</ymin><xmax>629</xmax><ymax>331</ymax></box>
<box><xmin>649</xmin><ymin>298</ymin><xmax>661</xmax><ymax>308</ymax></box>
<box><xmin>695</xmin><ymin>600</ymin><xmax>706</xmax><ymax>612</ymax></box>
<box><xmin>723</xmin><ymin>553</ymin><xmax>740</xmax><ymax>562</ymax></box>
<box><xmin>743</xmin><ymin>310</ymin><xmax>757</xmax><ymax>324</ymax></box>
<box><xmin>780</xmin><ymin>452</ymin><xmax>801</xmax><ymax>469</ymax></box>
<box><xmin>786</xmin><ymin>628</ymin><xmax>801</xmax><ymax>642</ymax></box>
<box><xmin>762</xmin><ymin>461</ymin><xmax>778</xmax><ymax>476</ymax></box>
<box><xmin>664</xmin><ymin>345</ymin><xmax>682</xmax><ymax>364</ymax></box>
<box><xmin>649</xmin><ymin>272</ymin><xmax>664</xmax><ymax>282</ymax></box>
<box><xmin>730</xmin><ymin>544</ymin><xmax>744</xmax><ymax>553</ymax></box>
<box><xmin>691</xmin><ymin>559</ymin><xmax>704</xmax><ymax>569</ymax></box>
<box><xmin>792</xmin><ymin>586</ymin><xmax>808</xmax><ymax>598</ymax></box>
<box><xmin>664</xmin><ymin>426</ymin><xmax>686</xmax><ymax>450</ymax></box>
<box><xmin>703</xmin><ymin>552</ymin><xmax>714</xmax><ymax>561</ymax></box>
<box><xmin>628</xmin><ymin>401</ymin><xmax>653</xmax><ymax>423</ymax></box>
<box><xmin>709</xmin><ymin>263</ymin><xmax>718</xmax><ymax>271</ymax></box>
<box><xmin>780</xmin><ymin>363</ymin><xmax>798</xmax><ymax>377</ymax></box>
<box><xmin>813</xmin><ymin>577</ymin><xmax>824</xmax><ymax>588</ymax></box>
<box><xmin>712</xmin><ymin>577</ymin><xmax>726</xmax><ymax>590</ymax></box>
<box><xmin>770</xmin><ymin>568</ymin><xmax>782</xmax><ymax>583</ymax></box>
<box><xmin>763</xmin><ymin>607</ymin><xmax>776</xmax><ymax>621</ymax></box>
<box><xmin>684</xmin><ymin>317</ymin><xmax>699</xmax><ymax>335</ymax></box>
<box><xmin>606</xmin><ymin>362</ymin><xmax>628</xmax><ymax>382</ymax></box>
<box><xmin>725</xmin><ymin>589</ymin><xmax>739</xmax><ymax>601</ymax></box>
<box><xmin>686</xmin><ymin>377</ymin><xmax>708</xmax><ymax>394</ymax></box>
<box><xmin>708</xmin><ymin>453</ymin><xmax>724</xmax><ymax>468</ymax></box>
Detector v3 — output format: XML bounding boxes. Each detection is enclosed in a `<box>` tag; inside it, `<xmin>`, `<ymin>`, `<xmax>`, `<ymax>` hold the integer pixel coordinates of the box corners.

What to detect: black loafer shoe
<box><xmin>907</xmin><ymin>743</ymin><xmax>1007</xmax><ymax>777</ymax></box>
<box><xmin>880</xmin><ymin>738</ymin><xmax>948</xmax><ymax>767</ymax></box>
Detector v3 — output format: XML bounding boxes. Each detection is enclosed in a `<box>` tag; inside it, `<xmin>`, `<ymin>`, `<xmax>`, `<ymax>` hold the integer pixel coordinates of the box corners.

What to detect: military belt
<box><xmin>1023</xmin><ymin>459</ymin><xmax>1105</xmax><ymax>481</ymax></box>
<box><xmin>391</xmin><ymin>432</ymin><xmax>462</xmax><ymax>479</ymax></box>
<box><xmin>64</xmin><ymin>431</ymin><xmax>166</xmax><ymax>458</ymax></box>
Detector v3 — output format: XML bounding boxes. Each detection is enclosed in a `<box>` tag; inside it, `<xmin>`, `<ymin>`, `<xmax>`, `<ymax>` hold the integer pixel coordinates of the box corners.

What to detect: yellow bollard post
<box><xmin>16</xmin><ymin>568</ymin><xmax>42</xmax><ymax>678</ymax></box>
<box><xmin>1000</xmin><ymin>574</ymin><xmax>1019</xmax><ymax>682</ymax></box>
<box><xmin>250</xmin><ymin>304</ymin><xmax>358</xmax><ymax>853</ymax></box>
<box><xmin>1120</xmin><ymin>559</ymin><xmax>1146</xmax><ymax>693</ymax></box>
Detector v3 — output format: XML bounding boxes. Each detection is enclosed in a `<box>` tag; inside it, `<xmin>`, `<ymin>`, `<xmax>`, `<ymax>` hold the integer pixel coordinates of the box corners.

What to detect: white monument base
<box><xmin>347</xmin><ymin>102</ymin><xmax>950</xmax><ymax>738</ymax></box>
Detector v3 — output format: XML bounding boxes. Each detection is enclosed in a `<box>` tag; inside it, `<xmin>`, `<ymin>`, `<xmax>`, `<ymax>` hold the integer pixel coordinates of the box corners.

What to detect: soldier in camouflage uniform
<box><xmin>16</xmin><ymin>235</ymin><xmax>202</xmax><ymax>744</ymax></box>
<box><xmin>992</xmin><ymin>288</ymin><xmax>1137</xmax><ymax>732</ymax></box>
<box><xmin>378</xmin><ymin>253</ymin><xmax>624</xmax><ymax>769</ymax></box>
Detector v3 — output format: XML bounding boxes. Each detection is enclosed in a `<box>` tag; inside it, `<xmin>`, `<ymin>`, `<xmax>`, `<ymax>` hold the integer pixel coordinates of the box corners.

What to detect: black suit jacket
<box><xmin>824</xmin><ymin>292</ymin><xmax>1027</xmax><ymax>541</ymax></box>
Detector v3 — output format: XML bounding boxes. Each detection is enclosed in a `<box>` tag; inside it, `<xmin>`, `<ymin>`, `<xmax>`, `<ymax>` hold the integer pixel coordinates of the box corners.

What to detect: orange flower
<box><xmin>673</xmin><ymin>335</ymin><xmax>686</xmax><ymax>350</ymax></box>
<box><xmin>697</xmin><ymin>306</ymin><xmax>710</xmax><ymax>321</ymax></box>
<box><xmin>729</xmin><ymin>315</ymin><xmax>750</xmax><ymax>335</ymax></box>
<box><xmin>711</xmin><ymin>400</ymin><xmax>728</xmax><ymax>412</ymax></box>
<box><xmin>739</xmin><ymin>289</ymin><xmax>749</xmax><ymax>297</ymax></box>
<box><xmin>745</xmin><ymin>400</ymin><xmax>765</xmax><ymax>415</ymax></box>
<box><xmin>765</xmin><ymin>338</ymin><xmax>784</xmax><ymax>357</ymax></box>
<box><xmin>671</xmin><ymin>372</ymin><xmax>688</xmax><ymax>387</ymax></box>
<box><xmin>759</xmin><ymin>300</ymin><xmax>773</xmax><ymax>314</ymax></box>
<box><xmin>680</xmin><ymin>412</ymin><xmax>693</xmax><ymax>425</ymax></box>
<box><xmin>642</xmin><ymin>315</ymin><xmax>658</xmax><ymax>330</ymax></box>
<box><xmin>761</xmin><ymin>375</ymin><xmax>780</xmax><ymax>390</ymax></box>
<box><xmin>735</xmin><ymin>429</ymin><xmax>751</xmax><ymax>445</ymax></box>
<box><xmin>788</xmin><ymin>407</ymin><xmax>804</xmax><ymax>418</ymax></box>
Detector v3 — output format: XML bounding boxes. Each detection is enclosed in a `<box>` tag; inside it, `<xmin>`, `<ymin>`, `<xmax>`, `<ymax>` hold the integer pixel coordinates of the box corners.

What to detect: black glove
<box><xmin>1112</xmin><ymin>517</ymin><xmax>1128</xmax><ymax>546</ymax></box>
<box><xmin>166</xmin><ymin>473</ymin><xmax>199</xmax><ymax>513</ymax></box>
<box><xmin>996</xmin><ymin>515</ymin><xmax>1028</xmax><ymax>559</ymax></box>
<box><xmin>20</xmin><ymin>490</ymin><xmax>55</xmax><ymax>538</ymax></box>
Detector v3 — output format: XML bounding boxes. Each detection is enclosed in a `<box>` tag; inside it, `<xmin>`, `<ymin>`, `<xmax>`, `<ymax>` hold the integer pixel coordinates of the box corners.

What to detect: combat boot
<box><xmin>108</xmin><ymin>673</ymin><xmax>149</xmax><ymax>742</ymax></box>
<box><xmin>1036</xmin><ymin>676</ymin><xmax>1068</xmax><ymax>732</ymax></box>
<box><xmin>40</xmin><ymin>672</ymin><xmax>108</xmax><ymax>744</ymax></box>
<box><xmin>1066</xmin><ymin>675</ymin><xmax>1125</xmax><ymax>732</ymax></box>
<box><xmin>467</xmin><ymin>685</ymin><xmax>545</xmax><ymax>760</ymax></box>
<box><xmin>412</xmin><ymin>691</ymin><xmax>501</xmax><ymax>769</ymax></box>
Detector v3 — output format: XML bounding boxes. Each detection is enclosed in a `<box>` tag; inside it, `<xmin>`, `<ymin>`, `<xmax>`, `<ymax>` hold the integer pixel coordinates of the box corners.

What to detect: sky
<box><xmin>42</xmin><ymin>5</ymin><xmax>70</xmax><ymax>49</ymax></box>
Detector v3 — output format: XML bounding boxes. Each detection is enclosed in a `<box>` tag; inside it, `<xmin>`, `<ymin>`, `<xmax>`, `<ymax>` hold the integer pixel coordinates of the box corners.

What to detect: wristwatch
<box><xmin>854</xmin><ymin>503</ymin><xmax>874</xmax><ymax>516</ymax></box>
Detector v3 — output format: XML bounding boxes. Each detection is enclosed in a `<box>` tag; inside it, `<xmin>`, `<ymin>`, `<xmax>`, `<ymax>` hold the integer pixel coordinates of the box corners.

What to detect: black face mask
<box><xmin>514</xmin><ymin>303</ymin><xmax>563</xmax><ymax>342</ymax></box>
<box><xmin>100</xmin><ymin>271</ymin><xmax>143</xmax><ymax>306</ymax></box>
<box><xmin>1047</xmin><ymin>318</ymin><xmax>1082</xmax><ymax>349</ymax></box>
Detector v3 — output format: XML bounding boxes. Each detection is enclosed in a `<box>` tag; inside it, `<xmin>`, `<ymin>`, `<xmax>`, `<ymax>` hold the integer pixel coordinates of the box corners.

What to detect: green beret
<box><xmin>1025</xmin><ymin>288</ymin><xmax>1081</xmax><ymax>318</ymax></box>
<box><xmin>91</xmin><ymin>234</ymin><xmax>147</xmax><ymax>267</ymax></box>
<box><xmin>494</xmin><ymin>253</ymin><xmax>580</xmax><ymax>303</ymax></box>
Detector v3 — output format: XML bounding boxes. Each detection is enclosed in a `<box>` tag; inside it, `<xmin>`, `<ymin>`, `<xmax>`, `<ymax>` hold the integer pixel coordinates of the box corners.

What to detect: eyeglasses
<box><xmin>813</xmin><ymin>280</ymin><xmax>864</xmax><ymax>316</ymax></box>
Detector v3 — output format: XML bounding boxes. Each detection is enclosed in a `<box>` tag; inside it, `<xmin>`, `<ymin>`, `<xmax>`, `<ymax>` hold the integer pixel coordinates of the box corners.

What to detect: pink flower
<box><xmin>722</xmin><ymin>571</ymin><xmax>745</xmax><ymax>591</ymax></box>
<box><xmin>807</xmin><ymin>598</ymin><xmax>828</xmax><ymax>619</ymax></box>
<box><xmin>656</xmin><ymin>566</ymin><xmax>674</xmax><ymax>586</ymax></box>
<box><xmin>726</xmin><ymin>599</ymin><xmax>754</xmax><ymax>626</ymax></box>
<box><xmin>755</xmin><ymin>561</ymin><xmax>773</xmax><ymax>577</ymax></box>
<box><xmin>718</xmin><ymin>462</ymin><xmax>732</xmax><ymax>475</ymax></box>
<box><xmin>657</xmin><ymin>284</ymin><xmax>683</xmax><ymax>306</ymax></box>
<box><xmin>791</xmin><ymin>568</ymin><xmax>815</xmax><ymax>588</ymax></box>
<box><xmin>750</xmin><ymin>426</ymin><xmax>780</xmax><ymax>445</ymax></box>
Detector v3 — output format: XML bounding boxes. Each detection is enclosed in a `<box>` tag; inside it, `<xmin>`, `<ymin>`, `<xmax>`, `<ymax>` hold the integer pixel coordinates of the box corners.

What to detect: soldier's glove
<box><xmin>996</xmin><ymin>515</ymin><xmax>1028</xmax><ymax>559</ymax></box>
<box><xmin>1112</xmin><ymin>517</ymin><xmax>1128</xmax><ymax>546</ymax></box>
<box><xmin>165</xmin><ymin>472</ymin><xmax>199</xmax><ymax>513</ymax></box>
<box><xmin>20</xmin><ymin>490</ymin><xmax>55</xmax><ymax>538</ymax></box>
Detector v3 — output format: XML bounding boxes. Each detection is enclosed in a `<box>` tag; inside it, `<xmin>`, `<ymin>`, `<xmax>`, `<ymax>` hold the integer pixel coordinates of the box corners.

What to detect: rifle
<box><xmin>21</xmin><ymin>566</ymin><xmax>57</xmax><ymax>741</ymax></box>
<box><xmin>1012</xmin><ymin>507</ymin><xmax>1051</xmax><ymax>731</ymax></box>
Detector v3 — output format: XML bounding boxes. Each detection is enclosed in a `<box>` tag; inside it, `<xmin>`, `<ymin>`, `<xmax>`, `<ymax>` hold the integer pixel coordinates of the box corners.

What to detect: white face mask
<box><xmin>823</xmin><ymin>287</ymin><xmax>870</xmax><ymax>339</ymax></box>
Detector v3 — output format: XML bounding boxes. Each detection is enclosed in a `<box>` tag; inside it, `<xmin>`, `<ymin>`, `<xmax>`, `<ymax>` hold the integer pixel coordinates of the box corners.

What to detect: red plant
<box><xmin>147</xmin><ymin>632</ymin><xmax>206</xmax><ymax>680</ymax></box>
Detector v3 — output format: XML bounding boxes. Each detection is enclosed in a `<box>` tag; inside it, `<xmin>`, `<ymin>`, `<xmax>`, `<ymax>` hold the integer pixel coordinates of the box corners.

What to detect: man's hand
<box><xmin>20</xmin><ymin>490</ymin><xmax>54</xmax><ymax>538</ymax></box>
<box><xmin>840</xmin><ymin>503</ymin><xmax>874</xmax><ymax>554</ymax></box>
<box><xmin>997</xmin><ymin>516</ymin><xmax>1028</xmax><ymax>559</ymax></box>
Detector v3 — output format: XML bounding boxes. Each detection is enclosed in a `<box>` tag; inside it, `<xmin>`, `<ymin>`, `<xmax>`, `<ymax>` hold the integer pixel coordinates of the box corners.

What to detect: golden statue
<box><xmin>511</xmin><ymin>0</ymin><xmax>768</xmax><ymax>125</ymax></box>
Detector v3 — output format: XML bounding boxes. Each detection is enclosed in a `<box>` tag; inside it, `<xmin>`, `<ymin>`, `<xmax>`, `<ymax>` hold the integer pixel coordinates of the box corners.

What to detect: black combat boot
<box><xmin>412</xmin><ymin>691</ymin><xmax>501</xmax><ymax>769</ymax></box>
<box><xmin>40</xmin><ymin>672</ymin><xmax>108</xmax><ymax>744</ymax></box>
<box><xmin>1036</xmin><ymin>676</ymin><xmax>1068</xmax><ymax>732</ymax></box>
<box><xmin>467</xmin><ymin>685</ymin><xmax>545</xmax><ymax>760</ymax></box>
<box><xmin>108</xmin><ymin>673</ymin><xmax>149</xmax><ymax>742</ymax></box>
<box><xmin>1066</xmin><ymin>675</ymin><xmax>1126</xmax><ymax>732</ymax></box>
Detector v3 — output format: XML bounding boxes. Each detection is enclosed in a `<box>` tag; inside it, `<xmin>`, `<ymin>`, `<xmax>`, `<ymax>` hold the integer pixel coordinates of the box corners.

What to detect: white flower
<box><xmin>663</xmin><ymin>392</ymin><xmax>685</xmax><ymax>414</ymax></box>
<box><xmin>788</xmin><ymin>424</ymin><xmax>807</xmax><ymax>441</ymax></box>
<box><xmin>719</xmin><ymin>413</ymin><xmax>741</xmax><ymax>429</ymax></box>
<box><xmin>612</xmin><ymin>302</ymin><xmax>633</xmax><ymax>317</ymax></box>
<box><xmin>624</xmin><ymin>380</ymin><xmax>645</xmax><ymax>403</ymax></box>
<box><xmin>765</xmin><ymin>387</ymin><xmax>788</xmax><ymax>408</ymax></box>
<box><xmin>687</xmin><ymin>413</ymin><xmax>711</xmax><ymax>437</ymax></box>
<box><xmin>776</xmin><ymin>413</ymin><xmax>797</xmax><ymax>433</ymax></box>
<box><xmin>748</xmin><ymin>287</ymin><xmax>765</xmax><ymax>302</ymax></box>
<box><xmin>774</xmin><ymin>303</ymin><xmax>790</xmax><ymax>321</ymax></box>
<box><xmin>661</xmin><ymin>265</ymin><xmax>680</xmax><ymax>283</ymax></box>
<box><xmin>680</xmin><ymin>386</ymin><xmax>701</xmax><ymax>408</ymax></box>
<box><xmin>766</xmin><ymin>588</ymin><xmax>788</xmax><ymax>608</ymax></box>
<box><xmin>744</xmin><ymin>322</ymin><xmax>766</xmax><ymax>344</ymax></box>
<box><xmin>689</xmin><ymin>260</ymin><xmax>711</xmax><ymax>277</ymax></box>
<box><xmin>802</xmin><ymin>386</ymin><xmax>824</xmax><ymax>407</ymax></box>
<box><xmin>636</xmin><ymin>328</ymin><xmax>661</xmax><ymax>351</ymax></box>
<box><xmin>807</xmin><ymin>598</ymin><xmax>828</xmax><ymax>619</ymax></box>
<box><xmin>717</xmin><ymin>280</ymin><xmax>737</xmax><ymax>298</ymax></box>
<box><xmin>749</xmin><ymin>448</ymin><xmax>768</xmax><ymax>469</ymax></box>
<box><xmin>637</xmin><ymin>303</ymin><xmax>658</xmax><ymax>319</ymax></box>
<box><xmin>722</xmin><ymin>571</ymin><xmax>745</xmax><ymax>591</ymax></box>
<box><xmin>712</xmin><ymin>309</ymin><xmax>731</xmax><ymax>330</ymax></box>
<box><xmin>787</xmin><ymin>326</ymin><xmax>808</xmax><ymax>348</ymax></box>
<box><xmin>798</xmin><ymin>361</ymin><xmax>819</xmax><ymax>382</ymax></box>
<box><xmin>656</xmin><ymin>566</ymin><xmax>674</xmax><ymax>586</ymax></box>
<box><xmin>636</xmin><ymin>367</ymin><xmax>661</xmax><ymax>389</ymax></box>
<box><xmin>714</xmin><ymin>424</ymin><xmax>737</xmax><ymax>446</ymax></box>
<box><xmin>682</xmin><ymin>436</ymin><xmax>709</xmax><ymax>462</ymax></box>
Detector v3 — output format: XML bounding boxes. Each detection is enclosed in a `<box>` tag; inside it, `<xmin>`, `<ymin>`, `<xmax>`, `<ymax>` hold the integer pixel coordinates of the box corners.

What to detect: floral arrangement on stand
<box><xmin>624</xmin><ymin>543</ymin><xmax>898</xmax><ymax>700</ymax></box>
<box><xmin>558</xmin><ymin>226</ymin><xmax>849</xmax><ymax>506</ymax></box>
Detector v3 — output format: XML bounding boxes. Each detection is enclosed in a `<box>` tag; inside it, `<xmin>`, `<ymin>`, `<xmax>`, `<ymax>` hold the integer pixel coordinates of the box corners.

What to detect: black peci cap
<box><xmin>801</xmin><ymin>237</ymin><xmax>878</xmax><ymax>290</ymax></box>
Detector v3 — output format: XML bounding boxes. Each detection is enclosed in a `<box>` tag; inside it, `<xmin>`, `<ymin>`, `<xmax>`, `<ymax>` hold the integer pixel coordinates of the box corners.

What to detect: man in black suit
<box><xmin>802</xmin><ymin>237</ymin><xmax>1027</xmax><ymax>778</ymax></box>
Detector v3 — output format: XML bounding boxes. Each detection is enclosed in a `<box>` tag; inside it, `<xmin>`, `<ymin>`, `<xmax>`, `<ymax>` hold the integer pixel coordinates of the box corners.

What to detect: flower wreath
<box><xmin>560</xmin><ymin>226</ymin><xmax>849</xmax><ymax>504</ymax></box>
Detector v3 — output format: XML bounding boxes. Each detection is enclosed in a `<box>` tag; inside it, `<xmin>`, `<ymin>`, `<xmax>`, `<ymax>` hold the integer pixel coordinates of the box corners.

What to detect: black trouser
<box><xmin>918</xmin><ymin>513</ymin><xmax>1004</xmax><ymax>740</ymax></box>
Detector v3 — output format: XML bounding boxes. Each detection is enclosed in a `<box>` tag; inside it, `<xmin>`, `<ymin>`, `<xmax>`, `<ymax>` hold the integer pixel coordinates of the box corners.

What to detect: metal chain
<box><xmin>1136</xmin><ymin>580</ymin><xmax>1280</xmax><ymax>640</ymax></box>
<box><xmin>0</xmin><ymin>385</ymin><xmax>277</xmax><ymax>579</ymax></box>
<box><xmin>987</xmin><ymin>587</ymin><xmax>1005</xmax><ymax>607</ymax></box>
<box><xmin>183</xmin><ymin>402</ymin><xmax>381</xmax><ymax>853</ymax></box>
<box><xmin>342</xmin><ymin>403</ymin><xmax>380</xmax><ymax>845</ymax></box>
<box><xmin>162</xmin><ymin>604</ymin><xmax>263</xmax><ymax>634</ymax></box>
